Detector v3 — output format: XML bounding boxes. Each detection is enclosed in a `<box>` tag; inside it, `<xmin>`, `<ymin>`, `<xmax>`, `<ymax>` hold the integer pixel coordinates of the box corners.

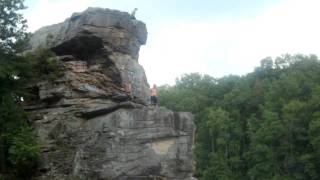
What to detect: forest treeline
<box><xmin>158</xmin><ymin>54</ymin><xmax>320</xmax><ymax>180</ymax></box>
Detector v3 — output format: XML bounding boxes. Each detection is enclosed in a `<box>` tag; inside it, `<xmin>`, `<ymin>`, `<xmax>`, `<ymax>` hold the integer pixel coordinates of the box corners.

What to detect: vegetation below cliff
<box><xmin>158</xmin><ymin>54</ymin><xmax>320</xmax><ymax>180</ymax></box>
<box><xmin>0</xmin><ymin>1</ymin><xmax>60</xmax><ymax>179</ymax></box>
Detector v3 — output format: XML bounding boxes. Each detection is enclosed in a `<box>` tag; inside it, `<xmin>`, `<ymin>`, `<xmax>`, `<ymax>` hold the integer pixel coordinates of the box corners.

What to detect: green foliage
<box><xmin>0</xmin><ymin>0</ymin><xmax>28</xmax><ymax>85</ymax></box>
<box><xmin>0</xmin><ymin>0</ymin><xmax>41</xmax><ymax>179</ymax></box>
<box><xmin>0</xmin><ymin>0</ymin><xmax>27</xmax><ymax>52</ymax></box>
<box><xmin>8</xmin><ymin>127</ymin><xmax>40</xmax><ymax>177</ymax></box>
<box><xmin>158</xmin><ymin>54</ymin><xmax>320</xmax><ymax>180</ymax></box>
<box><xmin>0</xmin><ymin>95</ymin><xmax>40</xmax><ymax>179</ymax></box>
<box><xmin>158</xmin><ymin>73</ymin><xmax>215</xmax><ymax>113</ymax></box>
<box><xmin>24</xmin><ymin>48</ymin><xmax>62</xmax><ymax>82</ymax></box>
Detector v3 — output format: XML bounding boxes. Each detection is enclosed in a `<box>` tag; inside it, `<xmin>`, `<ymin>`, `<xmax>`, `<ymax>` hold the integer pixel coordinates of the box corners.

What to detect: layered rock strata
<box><xmin>26</xmin><ymin>8</ymin><xmax>196</xmax><ymax>180</ymax></box>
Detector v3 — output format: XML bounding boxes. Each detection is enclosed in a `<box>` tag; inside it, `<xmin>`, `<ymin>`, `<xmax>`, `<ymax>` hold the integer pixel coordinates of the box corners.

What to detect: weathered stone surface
<box><xmin>28</xmin><ymin>8</ymin><xmax>147</xmax><ymax>56</ymax></box>
<box><xmin>28</xmin><ymin>7</ymin><xmax>149</xmax><ymax>104</ymax></box>
<box><xmin>30</xmin><ymin>104</ymin><xmax>195</xmax><ymax>180</ymax></box>
<box><xmin>26</xmin><ymin>7</ymin><xmax>196</xmax><ymax>180</ymax></box>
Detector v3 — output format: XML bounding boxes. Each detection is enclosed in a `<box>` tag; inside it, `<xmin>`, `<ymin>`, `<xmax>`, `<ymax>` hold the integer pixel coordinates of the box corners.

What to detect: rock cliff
<box><xmin>25</xmin><ymin>8</ymin><xmax>196</xmax><ymax>180</ymax></box>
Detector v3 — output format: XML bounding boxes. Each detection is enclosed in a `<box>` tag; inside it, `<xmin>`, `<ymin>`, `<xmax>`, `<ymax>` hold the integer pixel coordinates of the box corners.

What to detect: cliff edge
<box><xmin>25</xmin><ymin>7</ymin><xmax>196</xmax><ymax>180</ymax></box>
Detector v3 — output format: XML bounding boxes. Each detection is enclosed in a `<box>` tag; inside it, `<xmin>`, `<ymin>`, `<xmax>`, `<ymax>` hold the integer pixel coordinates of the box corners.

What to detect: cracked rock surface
<box><xmin>26</xmin><ymin>7</ymin><xmax>196</xmax><ymax>180</ymax></box>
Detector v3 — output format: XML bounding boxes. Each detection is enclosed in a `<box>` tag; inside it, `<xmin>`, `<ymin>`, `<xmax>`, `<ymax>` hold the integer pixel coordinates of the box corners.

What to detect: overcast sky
<box><xmin>23</xmin><ymin>0</ymin><xmax>320</xmax><ymax>85</ymax></box>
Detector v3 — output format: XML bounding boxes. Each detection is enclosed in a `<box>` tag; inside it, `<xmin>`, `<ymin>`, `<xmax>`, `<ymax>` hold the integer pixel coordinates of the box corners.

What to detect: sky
<box><xmin>23</xmin><ymin>0</ymin><xmax>320</xmax><ymax>85</ymax></box>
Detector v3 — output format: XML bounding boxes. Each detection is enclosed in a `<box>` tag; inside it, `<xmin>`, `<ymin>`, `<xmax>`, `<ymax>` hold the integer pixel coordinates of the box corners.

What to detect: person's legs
<box><xmin>151</xmin><ymin>96</ymin><xmax>156</xmax><ymax>105</ymax></box>
<box><xmin>154</xmin><ymin>96</ymin><xmax>158</xmax><ymax>106</ymax></box>
<box><xmin>150</xmin><ymin>96</ymin><xmax>154</xmax><ymax>105</ymax></box>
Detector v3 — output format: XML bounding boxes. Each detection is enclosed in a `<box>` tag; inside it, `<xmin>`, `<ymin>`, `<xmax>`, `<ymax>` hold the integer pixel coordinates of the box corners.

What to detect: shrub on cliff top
<box><xmin>24</xmin><ymin>47</ymin><xmax>63</xmax><ymax>82</ymax></box>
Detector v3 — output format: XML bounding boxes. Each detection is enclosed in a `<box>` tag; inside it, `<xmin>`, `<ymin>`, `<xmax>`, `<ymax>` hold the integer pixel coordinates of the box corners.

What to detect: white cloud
<box><xmin>23</xmin><ymin>0</ymin><xmax>320</xmax><ymax>86</ymax></box>
<box><xmin>140</xmin><ymin>0</ymin><xmax>320</xmax><ymax>85</ymax></box>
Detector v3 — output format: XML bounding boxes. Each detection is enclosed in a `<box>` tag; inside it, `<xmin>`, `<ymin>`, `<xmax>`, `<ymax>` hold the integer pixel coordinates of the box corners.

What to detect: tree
<box><xmin>0</xmin><ymin>0</ymin><xmax>27</xmax><ymax>50</ymax></box>
<box><xmin>0</xmin><ymin>0</ymin><xmax>40</xmax><ymax>178</ymax></box>
<box><xmin>0</xmin><ymin>0</ymin><xmax>29</xmax><ymax>96</ymax></box>
<box><xmin>158</xmin><ymin>54</ymin><xmax>320</xmax><ymax>180</ymax></box>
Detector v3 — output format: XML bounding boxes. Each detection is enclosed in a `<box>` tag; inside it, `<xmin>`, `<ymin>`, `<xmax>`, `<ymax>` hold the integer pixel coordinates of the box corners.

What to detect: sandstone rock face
<box><xmin>26</xmin><ymin>8</ymin><xmax>196</xmax><ymax>180</ymax></box>
<box><xmin>29</xmin><ymin>7</ymin><xmax>149</xmax><ymax>104</ymax></box>
<box><xmin>29</xmin><ymin>101</ymin><xmax>195</xmax><ymax>180</ymax></box>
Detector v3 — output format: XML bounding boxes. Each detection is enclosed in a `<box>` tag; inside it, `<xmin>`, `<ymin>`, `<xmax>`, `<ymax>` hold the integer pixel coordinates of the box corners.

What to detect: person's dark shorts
<box><xmin>151</xmin><ymin>96</ymin><xmax>157</xmax><ymax>105</ymax></box>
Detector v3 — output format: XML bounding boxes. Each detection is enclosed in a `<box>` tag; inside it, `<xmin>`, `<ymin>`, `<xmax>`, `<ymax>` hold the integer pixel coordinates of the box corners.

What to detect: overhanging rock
<box><xmin>26</xmin><ymin>7</ymin><xmax>196</xmax><ymax>180</ymax></box>
<box><xmin>29</xmin><ymin>7</ymin><xmax>149</xmax><ymax>104</ymax></box>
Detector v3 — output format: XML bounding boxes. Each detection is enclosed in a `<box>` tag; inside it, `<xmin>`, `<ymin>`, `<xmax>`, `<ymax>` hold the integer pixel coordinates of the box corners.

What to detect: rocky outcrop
<box><xmin>26</xmin><ymin>8</ymin><xmax>196</xmax><ymax>180</ymax></box>
<box><xmin>28</xmin><ymin>7</ymin><xmax>149</xmax><ymax>104</ymax></box>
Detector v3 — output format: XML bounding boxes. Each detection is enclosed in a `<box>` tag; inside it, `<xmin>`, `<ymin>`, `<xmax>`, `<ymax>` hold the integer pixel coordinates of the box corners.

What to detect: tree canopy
<box><xmin>0</xmin><ymin>0</ymin><xmax>40</xmax><ymax>179</ymax></box>
<box><xmin>158</xmin><ymin>54</ymin><xmax>320</xmax><ymax>180</ymax></box>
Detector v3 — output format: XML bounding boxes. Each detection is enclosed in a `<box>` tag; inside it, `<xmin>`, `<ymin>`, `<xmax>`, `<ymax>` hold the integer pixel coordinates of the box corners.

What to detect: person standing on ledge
<box><xmin>150</xmin><ymin>84</ymin><xmax>158</xmax><ymax>106</ymax></box>
<box><xmin>130</xmin><ymin>8</ymin><xmax>138</xmax><ymax>19</ymax></box>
